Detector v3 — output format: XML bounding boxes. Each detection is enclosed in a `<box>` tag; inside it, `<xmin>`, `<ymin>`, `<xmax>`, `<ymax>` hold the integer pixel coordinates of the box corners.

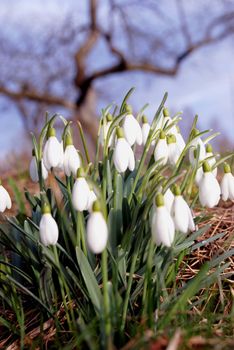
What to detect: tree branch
<box><xmin>0</xmin><ymin>85</ymin><xmax>76</xmax><ymax>109</ymax></box>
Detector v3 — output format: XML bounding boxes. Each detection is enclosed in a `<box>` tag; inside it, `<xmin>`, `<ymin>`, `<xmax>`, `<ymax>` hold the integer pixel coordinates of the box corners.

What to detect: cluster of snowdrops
<box><xmin>0</xmin><ymin>102</ymin><xmax>233</xmax><ymax>252</ymax></box>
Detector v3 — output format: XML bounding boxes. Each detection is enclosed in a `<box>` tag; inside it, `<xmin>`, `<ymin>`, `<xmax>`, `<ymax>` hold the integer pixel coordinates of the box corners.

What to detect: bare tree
<box><xmin>0</xmin><ymin>0</ymin><xmax>233</xmax><ymax>142</ymax></box>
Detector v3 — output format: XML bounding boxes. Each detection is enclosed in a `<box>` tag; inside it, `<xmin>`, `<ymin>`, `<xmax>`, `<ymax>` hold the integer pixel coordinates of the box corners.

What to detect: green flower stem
<box><xmin>101</xmin><ymin>248</ymin><xmax>111</xmax><ymax>344</ymax></box>
<box><xmin>38</xmin><ymin>160</ymin><xmax>44</xmax><ymax>192</ymax></box>
<box><xmin>142</xmin><ymin>239</ymin><xmax>154</xmax><ymax>319</ymax></box>
<box><xmin>77</xmin><ymin>121</ymin><xmax>91</xmax><ymax>164</ymax></box>
<box><xmin>77</xmin><ymin>212</ymin><xmax>87</xmax><ymax>256</ymax></box>
<box><xmin>66</xmin><ymin>176</ymin><xmax>77</xmax><ymax>231</ymax></box>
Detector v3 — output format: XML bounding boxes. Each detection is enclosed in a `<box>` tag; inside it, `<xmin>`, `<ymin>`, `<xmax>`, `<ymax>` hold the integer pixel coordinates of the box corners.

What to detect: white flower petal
<box><xmin>220</xmin><ymin>174</ymin><xmax>229</xmax><ymax>201</ymax></box>
<box><xmin>199</xmin><ymin>172</ymin><xmax>221</xmax><ymax>208</ymax></box>
<box><xmin>43</xmin><ymin>137</ymin><xmax>63</xmax><ymax>170</ymax></box>
<box><xmin>151</xmin><ymin>206</ymin><xmax>175</xmax><ymax>247</ymax></box>
<box><xmin>39</xmin><ymin>213</ymin><xmax>59</xmax><ymax>246</ymax></box>
<box><xmin>154</xmin><ymin>139</ymin><xmax>168</xmax><ymax>165</ymax></box>
<box><xmin>113</xmin><ymin>138</ymin><xmax>133</xmax><ymax>173</ymax></box>
<box><xmin>72</xmin><ymin>178</ymin><xmax>90</xmax><ymax>211</ymax></box>
<box><xmin>123</xmin><ymin>114</ymin><xmax>142</xmax><ymax>146</ymax></box>
<box><xmin>0</xmin><ymin>185</ymin><xmax>10</xmax><ymax>212</ymax></box>
<box><xmin>221</xmin><ymin>173</ymin><xmax>234</xmax><ymax>201</ymax></box>
<box><xmin>168</xmin><ymin>143</ymin><xmax>181</xmax><ymax>165</ymax></box>
<box><xmin>128</xmin><ymin>146</ymin><xmax>135</xmax><ymax>171</ymax></box>
<box><xmin>64</xmin><ymin>145</ymin><xmax>81</xmax><ymax>177</ymax></box>
<box><xmin>171</xmin><ymin>196</ymin><xmax>189</xmax><ymax>233</ymax></box>
<box><xmin>87</xmin><ymin>212</ymin><xmax>108</xmax><ymax>254</ymax></box>
<box><xmin>29</xmin><ymin>157</ymin><xmax>39</xmax><ymax>182</ymax></box>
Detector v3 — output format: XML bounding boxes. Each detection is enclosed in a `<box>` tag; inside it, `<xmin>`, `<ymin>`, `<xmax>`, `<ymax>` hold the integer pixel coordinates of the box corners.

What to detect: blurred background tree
<box><xmin>0</xmin><ymin>0</ymin><xmax>233</xmax><ymax>151</ymax></box>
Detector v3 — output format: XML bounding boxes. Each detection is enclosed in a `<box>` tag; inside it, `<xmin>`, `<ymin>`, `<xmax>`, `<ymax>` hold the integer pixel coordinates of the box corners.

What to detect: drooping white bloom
<box><xmin>113</xmin><ymin>127</ymin><xmax>135</xmax><ymax>173</ymax></box>
<box><xmin>199</xmin><ymin>161</ymin><xmax>221</xmax><ymax>208</ymax></box>
<box><xmin>189</xmin><ymin>129</ymin><xmax>206</xmax><ymax>165</ymax></box>
<box><xmin>0</xmin><ymin>182</ymin><xmax>12</xmax><ymax>213</ymax></box>
<box><xmin>72</xmin><ymin>169</ymin><xmax>90</xmax><ymax>211</ymax></box>
<box><xmin>63</xmin><ymin>135</ymin><xmax>81</xmax><ymax>177</ymax></box>
<box><xmin>29</xmin><ymin>155</ymin><xmax>48</xmax><ymax>183</ymax></box>
<box><xmin>151</xmin><ymin>193</ymin><xmax>175</xmax><ymax>247</ymax></box>
<box><xmin>39</xmin><ymin>204</ymin><xmax>59</xmax><ymax>246</ymax></box>
<box><xmin>167</xmin><ymin>134</ymin><xmax>181</xmax><ymax>165</ymax></box>
<box><xmin>220</xmin><ymin>164</ymin><xmax>234</xmax><ymax>201</ymax></box>
<box><xmin>122</xmin><ymin>106</ymin><xmax>142</xmax><ymax>146</ymax></box>
<box><xmin>171</xmin><ymin>185</ymin><xmax>195</xmax><ymax>233</ymax></box>
<box><xmin>205</xmin><ymin>144</ymin><xmax>217</xmax><ymax>177</ymax></box>
<box><xmin>164</xmin><ymin>187</ymin><xmax>174</xmax><ymax>213</ymax></box>
<box><xmin>87</xmin><ymin>201</ymin><xmax>108</xmax><ymax>254</ymax></box>
<box><xmin>154</xmin><ymin>131</ymin><xmax>168</xmax><ymax>165</ymax></box>
<box><xmin>43</xmin><ymin>127</ymin><xmax>64</xmax><ymax>170</ymax></box>
<box><xmin>100</xmin><ymin>113</ymin><xmax>114</xmax><ymax>148</ymax></box>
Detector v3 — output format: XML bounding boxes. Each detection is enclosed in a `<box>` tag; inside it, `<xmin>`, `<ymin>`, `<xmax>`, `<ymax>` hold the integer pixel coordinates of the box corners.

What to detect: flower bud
<box><xmin>151</xmin><ymin>193</ymin><xmax>175</xmax><ymax>247</ymax></box>
<box><xmin>39</xmin><ymin>204</ymin><xmax>59</xmax><ymax>246</ymax></box>
<box><xmin>0</xmin><ymin>182</ymin><xmax>12</xmax><ymax>213</ymax></box>
<box><xmin>87</xmin><ymin>201</ymin><xmax>108</xmax><ymax>254</ymax></box>
<box><xmin>113</xmin><ymin>128</ymin><xmax>135</xmax><ymax>172</ymax></box>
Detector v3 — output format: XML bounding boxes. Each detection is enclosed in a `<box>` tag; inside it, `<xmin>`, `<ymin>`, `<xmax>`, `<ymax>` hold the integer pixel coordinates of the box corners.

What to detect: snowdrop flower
<box><xmin>0</xmin><ymin>181</ymin><xmax>12</xmax><ymax>213</ymax></box>
<box><xmin>87</xmin><ymin>200</ymin><xmax>108</xmax><ymax>254</ymax></box>
<box><xmin>113</xmin><ymin>127</ymin><xmax>135</xmax><ymax>173</ymax></box>
<box><xmin>164</xmin><ymin>187</ymin><xmax>174</xmax><ymax>213</ymax></box>
<box><xmin>206</xmin><ymin>144</ymin><xmax>217</xmax><ymax>177</ymax></box>
<box><xmin>162</xmin><ymin>108</ymin><xmax>177</xmax><ymax>134</ymax></box>
<box><xmin>63</xmin><ymin>134</ymin><xmax>81</xmax><ymax>177</ymax></box>
<box><xmin>167</xmin><ymin>134</ymin><xmax>181</xmax><ymax>165</ymax></box>
<box><xmin>199</xmin><ymin>161</ymin><xmax>221</xmax><ymax>208</ymax></box>
<box><xmin>39</xmin><ymin>204</ymin><xmax>58</xmax><ymax>246</ymax></box>
<box><xmin>151</xmin><ymin>193</ymin><xmax>175</xmax><ymax>247</ymax></box>
<box><xmin>220</xmin><ymin>163</ymin><xmax>234</xmax><ymax>201</ymax></box>
<box><xmin>72</xmin><ymin>168</ymin><xmax>90</xmax><ymax>211</ymax></box>
<box><xmin>154</xmin><ymin>131</ymin><xmax>168</xmax><ymax>165</ymax></box>
<box><xmin>29</xmin><ymin>151</ymin><xmax>48</xmax><ymax>183</ymax></box>
<box><xmin>100</xmin><ymin>113</ymin><xmax>114</xmax><ymax>148</ymax></box>
<box><xmin>171</xmin><ymin>185</ymin><xmax>195</xmax><ymax>233</ymax></box>
<box><xmin>122</xmin><ymin>105</ymin><xmax>142</xmax><ymax>146</ymax></box>
<box><xmin>189</xmin><ymin>129</ymin><xmax>206</xmax><ymax>165</ymax></box>
<box><xmin>43</xmin><ymin>127</ymin><xmax>64</xmax><ymax>171</ymax></box>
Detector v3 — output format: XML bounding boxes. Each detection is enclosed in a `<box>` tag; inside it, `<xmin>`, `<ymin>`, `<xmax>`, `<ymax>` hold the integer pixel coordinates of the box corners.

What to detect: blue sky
<box><xmin>0</xmin><ymin>0</ymin><xmax>233</xmax><ymax>157</ymax></box>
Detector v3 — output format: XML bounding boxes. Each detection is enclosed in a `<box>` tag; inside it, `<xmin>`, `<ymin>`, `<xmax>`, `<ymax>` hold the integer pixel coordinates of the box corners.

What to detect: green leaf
<box><xmin>8</xmin><ymin>178</ymin><xmax>26</xmax><ymax>215</ymax></box>
<box><xmin>76</xmin><ymin>246</ymin><xmax>102</xmax><ymax>314</ymax></box>
<box><xmin>120</xmin><ymin>87</ymin><xmax>135</xmax><ymax>113</ymax></box>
